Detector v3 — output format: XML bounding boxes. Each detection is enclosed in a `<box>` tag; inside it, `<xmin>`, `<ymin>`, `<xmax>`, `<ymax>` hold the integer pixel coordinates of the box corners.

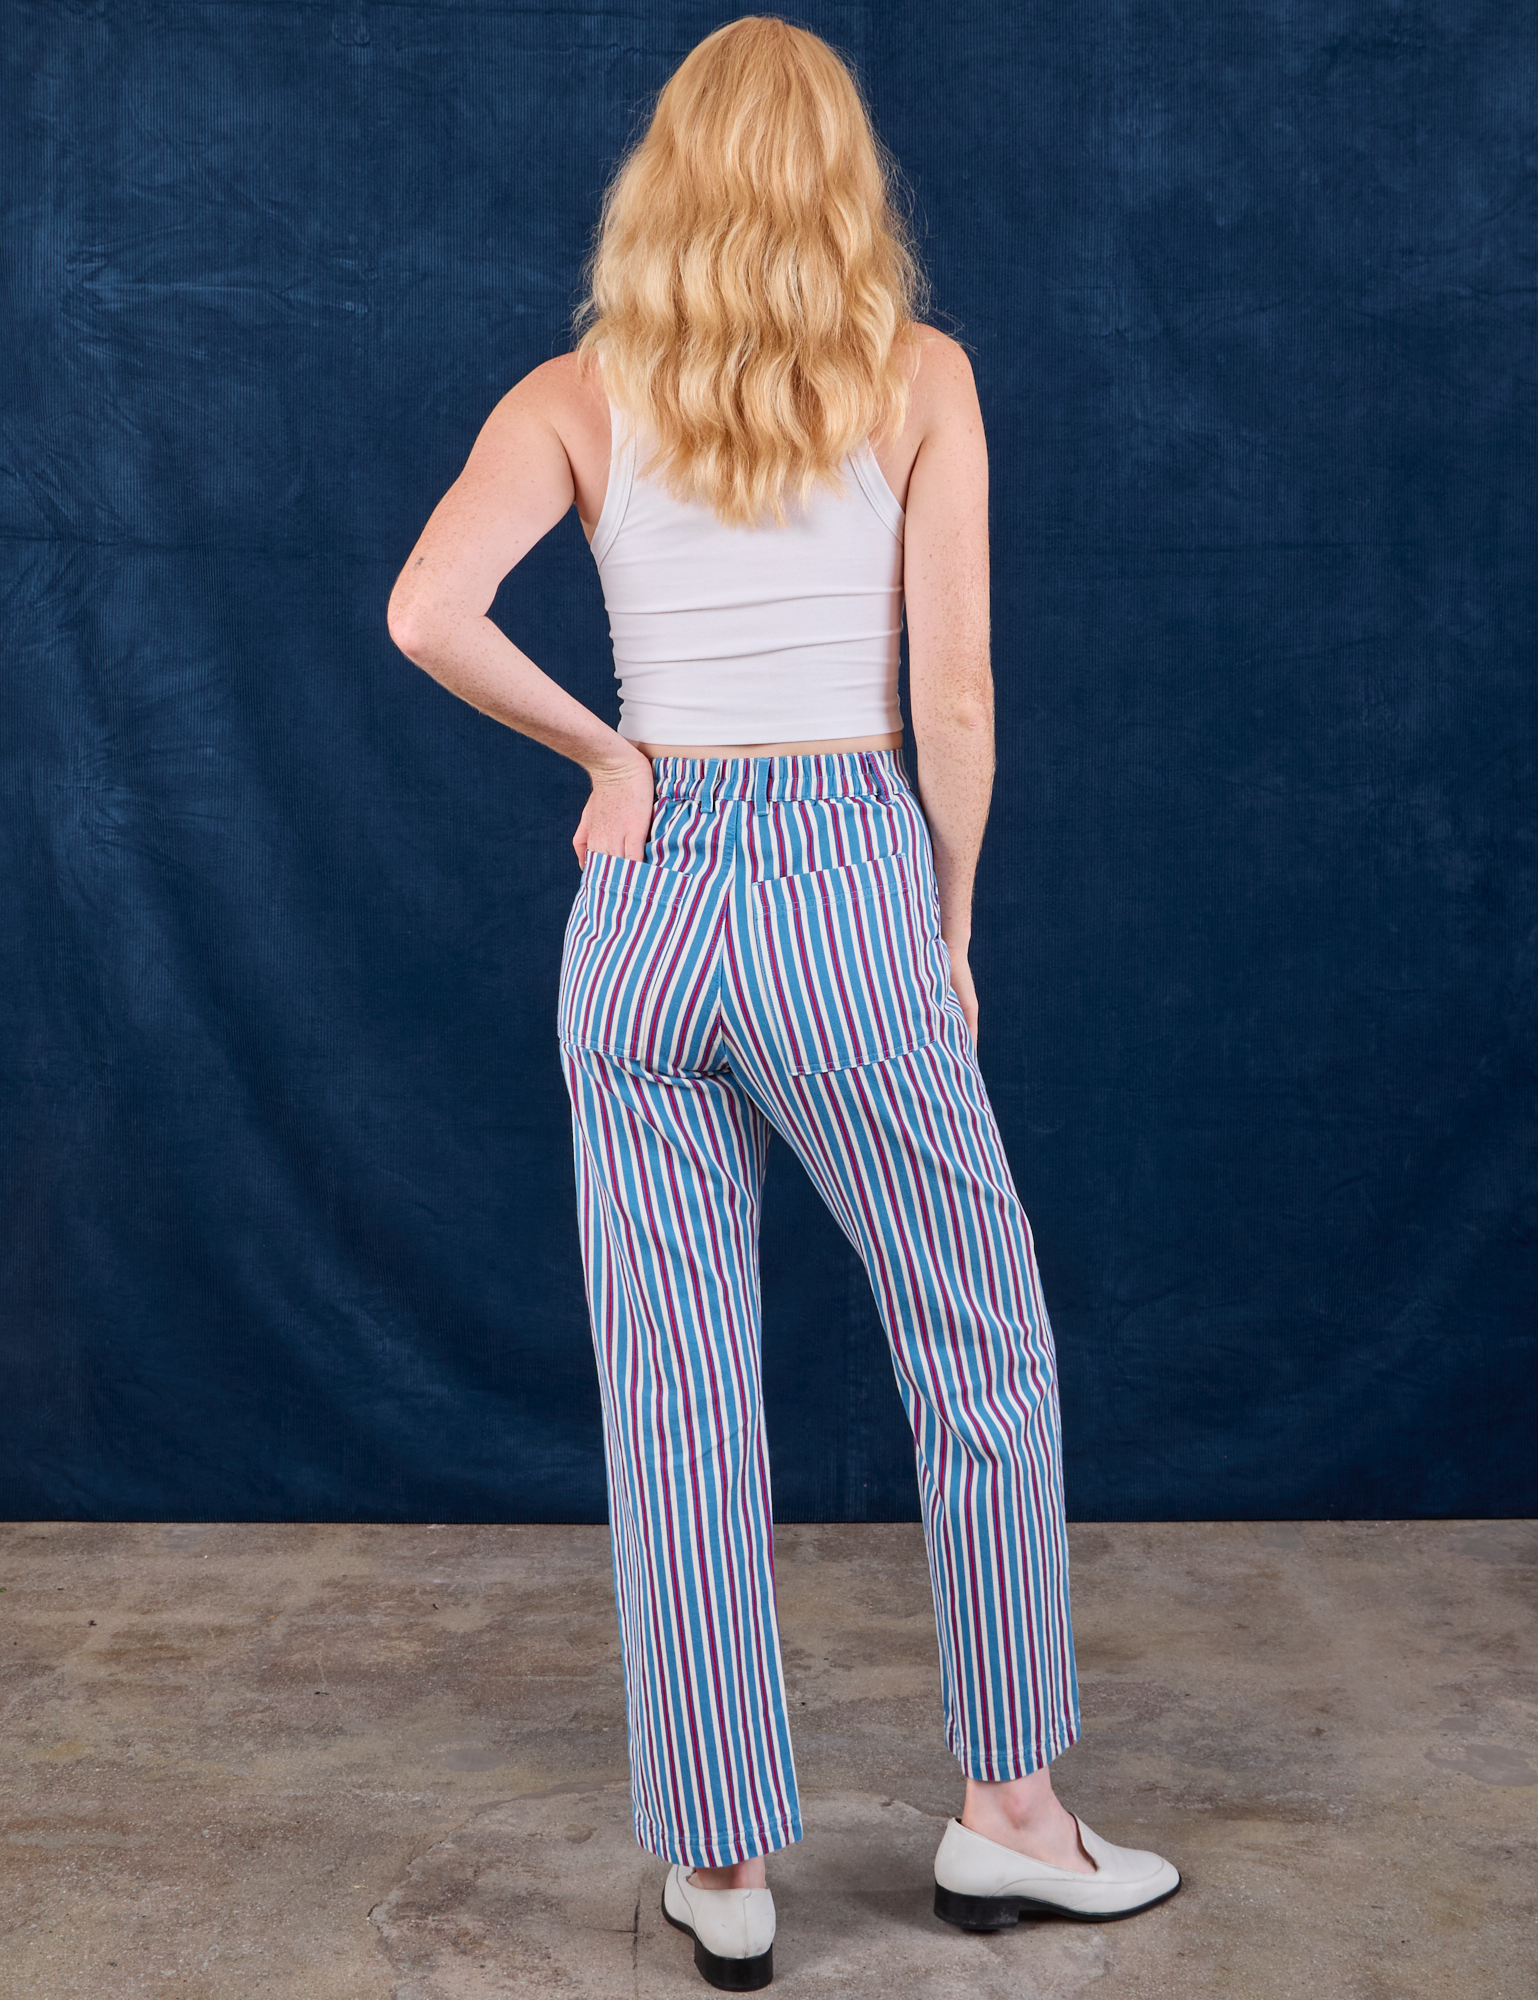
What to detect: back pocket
<box><xmin>747</xmin><ymin>847</ymin><xmax>950</xmax><ymax>1076</ymax></box>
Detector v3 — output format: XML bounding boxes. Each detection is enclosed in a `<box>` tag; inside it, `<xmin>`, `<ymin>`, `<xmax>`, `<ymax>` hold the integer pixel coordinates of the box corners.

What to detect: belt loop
<box><xmin>751</xmin><ymin>757</ymin><xmax>771</xmax><ymax>816</ymax></box>
<box><xmin>700</xmin><ymin>758</ymin><xmax>719</xmax><ymax>812</ymax></box>
<box><xmin>861</xmin><ymin>750</ymin><xmax>891</xmax><ymax>804</ymax></box>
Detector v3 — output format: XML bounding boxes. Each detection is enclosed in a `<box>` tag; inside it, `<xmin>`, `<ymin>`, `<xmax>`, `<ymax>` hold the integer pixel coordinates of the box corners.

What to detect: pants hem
<box><xmin>634</xmin><ymin>1806</ymin><xmax>803</xmax><ymax>1870</ymax></box>
<box><xmin>953</xmin><ymin>1719</ymin><xmax>1081</xmax><ymax>1783</ymax></box>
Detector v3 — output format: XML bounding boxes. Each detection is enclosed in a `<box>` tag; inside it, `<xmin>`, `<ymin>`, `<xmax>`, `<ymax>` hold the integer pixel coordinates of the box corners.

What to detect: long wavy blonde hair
<box><xmin>571</xmin><ymin>16</ymin><xmax>929</xmax><ymax>528</ymax></box>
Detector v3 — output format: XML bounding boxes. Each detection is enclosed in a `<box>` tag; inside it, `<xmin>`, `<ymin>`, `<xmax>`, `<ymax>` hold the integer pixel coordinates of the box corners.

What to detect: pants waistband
<box><xmin>648</xmin><ymin>747</ymin><xmax>909</xmax><ymax>810</ymax></box>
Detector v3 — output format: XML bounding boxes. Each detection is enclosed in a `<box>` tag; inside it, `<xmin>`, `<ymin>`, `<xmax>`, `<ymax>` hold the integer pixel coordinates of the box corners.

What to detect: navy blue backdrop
<box><xmin>3</xmin><ymin>2</ymin><xmax>1534</xmax><ymax>1522</ymax></box>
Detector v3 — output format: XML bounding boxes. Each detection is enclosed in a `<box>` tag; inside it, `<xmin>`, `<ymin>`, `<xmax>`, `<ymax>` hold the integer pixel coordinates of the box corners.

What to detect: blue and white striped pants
<box><xmin>557</xmin><ymin>747</ymin><xmax>1079</xmax><ymax>1868</ymax></box>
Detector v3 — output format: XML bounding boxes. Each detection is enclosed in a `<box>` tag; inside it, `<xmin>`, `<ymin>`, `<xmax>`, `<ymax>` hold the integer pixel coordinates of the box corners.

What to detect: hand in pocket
<box><xmin>575</xmin><ymin>751</ymin><xmax>657</xmax><ymax>868</ymax></box>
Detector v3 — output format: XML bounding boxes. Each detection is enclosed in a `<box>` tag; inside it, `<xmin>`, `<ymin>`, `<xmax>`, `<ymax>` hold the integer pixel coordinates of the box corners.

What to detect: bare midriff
<box><xmin>629</xmin><ymin>729</ymin><xmax>903</xmax><ymax>760</ymax></box>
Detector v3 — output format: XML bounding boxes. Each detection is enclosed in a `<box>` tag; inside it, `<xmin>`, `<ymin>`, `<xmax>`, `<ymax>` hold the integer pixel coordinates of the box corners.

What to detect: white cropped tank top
<box><xmin>589</xmin><ymin>395</ymin><xmax>905</xmax><ymax>745</ymax></box>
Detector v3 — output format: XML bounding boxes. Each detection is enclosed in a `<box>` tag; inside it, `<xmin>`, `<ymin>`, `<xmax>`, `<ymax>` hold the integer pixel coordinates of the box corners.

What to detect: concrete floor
<box><xmin>1</xmin><ymin>1520</ymin><xmax>1533</xmax><ymax>1999</ymax></box>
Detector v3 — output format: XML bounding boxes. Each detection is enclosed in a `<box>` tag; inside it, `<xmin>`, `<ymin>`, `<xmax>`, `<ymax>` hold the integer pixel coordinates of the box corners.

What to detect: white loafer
<box><xmin>933</xmin><ymin>1813</ymin><xmax>1180</xmax><ymax>1926</ymax></box>
<box><xmin>660</xmin><ymin>1863</ymin><xmax>776</xmax><ymax>1991</ymax></box>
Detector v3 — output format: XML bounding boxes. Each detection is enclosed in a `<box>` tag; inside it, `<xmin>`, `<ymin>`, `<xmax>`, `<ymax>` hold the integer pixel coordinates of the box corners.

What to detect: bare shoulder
<box><xmin>454</xmin><ymin>350</ymin><xmax>611</xmax><ymax>528</ymax></box>
<box><xmin>478</xmin><ymin>349</ymin><xmax>605</xmax><ymax>444</ymax></box>
<box><xmin>904</xmin><ymin>325</ymin><xmax>981</xmax><ymax>430</ymax></box>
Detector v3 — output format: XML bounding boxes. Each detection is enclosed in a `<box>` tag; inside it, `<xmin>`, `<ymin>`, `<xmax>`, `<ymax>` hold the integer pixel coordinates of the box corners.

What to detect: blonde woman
<box><xmin>389</xmin><ymin>17</ymin><xmax>1178</xmax><ymax>1990</ymax></box>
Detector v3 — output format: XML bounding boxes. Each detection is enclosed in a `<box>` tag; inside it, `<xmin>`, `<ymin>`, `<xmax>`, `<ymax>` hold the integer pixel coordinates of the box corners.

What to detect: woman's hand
<box><xmin>945</xmin><ymin>938</ymin><xmax>979</xmax><ymax>1053</ymax></box>
<box><xmin>574</xmin><ymin>747</ymin><xmax>657</xmax><ymax>867</ymax></box>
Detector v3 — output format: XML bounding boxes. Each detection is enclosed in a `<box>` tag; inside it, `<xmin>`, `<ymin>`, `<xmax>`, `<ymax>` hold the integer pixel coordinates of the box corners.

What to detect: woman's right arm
<box><xmin>386</xmin><ymin>358</ymin><xmax>656</xmax><ymax>864</ymax></box>
<box><xmin>901</xmin><ymin>331</ymin><xmax>995</xmax><ymax>1048</ymax></box>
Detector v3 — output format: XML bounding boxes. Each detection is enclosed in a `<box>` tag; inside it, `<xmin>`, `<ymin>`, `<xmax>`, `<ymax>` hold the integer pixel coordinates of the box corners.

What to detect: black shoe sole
<box><xmin>661</xmin><ymin>1883</ymin><xmax>774</xmax><ymax>1991</ymax></box>
<box><xmin>934</xmin><ymin>1874</ymin><xmax>1182</xmax><ymax>1930</ymax></box>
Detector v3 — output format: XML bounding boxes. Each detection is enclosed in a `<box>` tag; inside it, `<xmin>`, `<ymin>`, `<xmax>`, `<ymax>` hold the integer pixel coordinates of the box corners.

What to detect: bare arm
<box><xmin>386</xmin><ymin>358</ymin><xmax>654</xmax><ymax>864</ymax></box>
<box><xmin>902</xmin><ymin>334</ymin><xmax>994</xmax><ymax>1032</ymax></box>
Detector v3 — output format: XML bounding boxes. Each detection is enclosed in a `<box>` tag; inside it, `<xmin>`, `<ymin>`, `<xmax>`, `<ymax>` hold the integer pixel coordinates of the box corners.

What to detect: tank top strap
<box><xmin>847</xmin><ymin>440</ymin><xmax>906</xmax><ymax>540</ymax></box>
<box><xmin>590</xmin><ymin>394</ymin><xmax>637</xmax><ymax>564</ymax></box>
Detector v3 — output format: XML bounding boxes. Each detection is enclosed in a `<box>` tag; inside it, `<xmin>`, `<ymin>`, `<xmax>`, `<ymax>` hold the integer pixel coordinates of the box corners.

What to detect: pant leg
<box><xmin>730</xmin><ymin>1009</ymin><xmax>1081</xmax><ymax>1780</ymax></box>
<box><xmin>725</xmin><ymin>766</ymin><xmax>1080</xmax><ymax>1781</ymax></box>
<box><xmin>561</xmin><ymin>1038</ymin><xmax>802</xmax><ymax>1868</ymax></box>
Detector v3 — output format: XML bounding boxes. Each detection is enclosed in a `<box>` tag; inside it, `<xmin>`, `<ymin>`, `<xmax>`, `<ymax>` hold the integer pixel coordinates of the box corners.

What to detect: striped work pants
<box><xmin>556</xmin><ymin>747</ymin><xmax>1079</xmax><ymax>1868</ymax></box>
